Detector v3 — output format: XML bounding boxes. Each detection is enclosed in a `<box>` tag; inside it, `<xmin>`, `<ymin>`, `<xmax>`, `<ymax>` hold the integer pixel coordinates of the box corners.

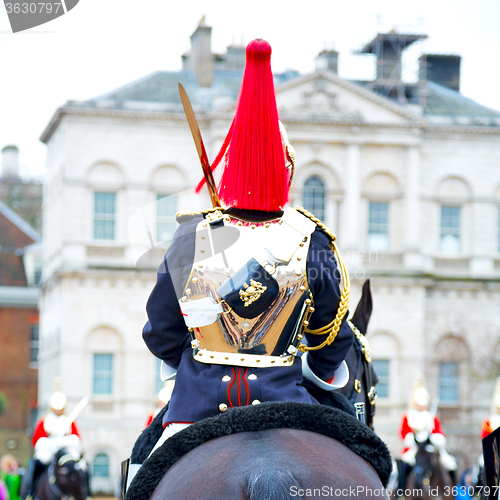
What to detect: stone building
<box><xmin>0</xmin><ymin>200</ymin><xmax>41</xmax><ymax>463</ymax></box>
<box><xmin>38</xmin><ymin>21</ymin><xmax>500</xmax><ymax>490</ymax></box>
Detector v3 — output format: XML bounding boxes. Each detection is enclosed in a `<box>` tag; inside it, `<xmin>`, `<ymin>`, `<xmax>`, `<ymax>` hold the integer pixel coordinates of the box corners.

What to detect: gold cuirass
<box><xmin>178</xmin><ymin>208</ymin><xmax>317</xmax><ymax>368</ymax></box>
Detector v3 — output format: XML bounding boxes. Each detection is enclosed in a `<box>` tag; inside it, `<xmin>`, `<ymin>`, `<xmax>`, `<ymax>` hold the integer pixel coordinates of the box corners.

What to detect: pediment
<box><xmin>276</xmin><ymin>70</ymin><xmax>423</xmax><ymax>125</ymax></box>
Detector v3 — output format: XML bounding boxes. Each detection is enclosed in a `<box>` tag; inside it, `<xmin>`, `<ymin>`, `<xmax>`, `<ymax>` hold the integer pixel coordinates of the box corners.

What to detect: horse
<box><xmin>33</xmin><ymin>449</ymin><xmax>89</xmax><ymax>500</ymax></box>
<box><xmin>126</xmin><ymin>402</ymin><xmax>392</xmax><ymax>500</ymax></box>
<box><xmin>335</xmin><ymin>279</ymin><xmax>378</xmax><ymax>428</ymax></box>
<box><xmin>404</xmin><ymin>436</ymin><xmax>454</xmax><ymax>500</ymax></box>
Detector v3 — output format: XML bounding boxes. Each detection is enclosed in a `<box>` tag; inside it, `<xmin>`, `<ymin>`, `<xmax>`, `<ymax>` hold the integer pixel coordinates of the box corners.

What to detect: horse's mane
<box><xmin>126</xmin><ymin>402</ymin><xmax>392</xmax><ymax>500</ymax></box>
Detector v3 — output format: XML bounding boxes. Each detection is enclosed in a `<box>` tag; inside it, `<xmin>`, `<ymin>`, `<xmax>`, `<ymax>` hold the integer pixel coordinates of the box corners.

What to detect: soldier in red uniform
<box><xmin>24</xmin><ymin>383</ymin><xmax>84</xmax><ymax>500</ymax></box>
<box><xmin>396</xmin><ymin>376</ymin><xmax>457</xmax><ymax>493</ymax></box>
<box><xmin>144</xmin><ymin>381</ymin><xmax>175</xmax><ymax>428</ymax></box>
<box><xmin>481</xmin><ymin>378</ymin><xmax>500</xmax><ymax>439</ymax></box>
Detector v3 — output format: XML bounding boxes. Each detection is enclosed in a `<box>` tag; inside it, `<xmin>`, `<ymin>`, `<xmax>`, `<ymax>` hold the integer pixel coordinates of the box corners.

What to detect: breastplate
<box><xmin>179</xmin><ymin>208</ymin><xmax>316</xmax><ymax>368</ymax></box>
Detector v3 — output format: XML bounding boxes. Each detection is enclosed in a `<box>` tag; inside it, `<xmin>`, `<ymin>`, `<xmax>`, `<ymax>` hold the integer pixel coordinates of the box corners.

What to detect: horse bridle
<box><xmin>47</xmin><ymin>462</ymin><xmax>69</xmax><ymax>499</ymax></box>
<box><xmin>348</xmin><ymin>322</ymin><xmax>377</xmax><ymax>426</ymax></box>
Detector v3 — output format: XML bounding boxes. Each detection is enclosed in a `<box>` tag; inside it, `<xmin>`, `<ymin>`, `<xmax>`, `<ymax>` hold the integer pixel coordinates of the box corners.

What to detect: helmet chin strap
<box><xmin>279</xmin><ymin>120</ymin><xmax>296</xmax><ymax>188</ymax></box>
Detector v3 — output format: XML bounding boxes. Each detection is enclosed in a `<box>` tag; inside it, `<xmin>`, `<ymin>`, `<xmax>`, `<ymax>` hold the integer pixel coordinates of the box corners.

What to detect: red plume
<box><xmin>195</xmin><ymin>39</ymin><xmax>288</xmax><ymax>211</ymax></box>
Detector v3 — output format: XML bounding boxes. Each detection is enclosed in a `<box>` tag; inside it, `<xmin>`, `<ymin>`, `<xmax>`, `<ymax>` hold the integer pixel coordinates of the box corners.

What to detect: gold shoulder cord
<box><xmin>175</xmin><ymin>207</ymin><xmax>223</xmax><ymax>222</ymax></box>
<box><xmin>294</xmin><ymin>207</ymin><xmax>350</xmax><ymax>352</ymax></box>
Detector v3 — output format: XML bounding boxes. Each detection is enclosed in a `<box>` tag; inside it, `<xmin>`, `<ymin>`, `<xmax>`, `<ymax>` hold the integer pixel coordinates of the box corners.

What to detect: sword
<box><xmin>178</xmin><ymin>83</ymin><xmax>221</xmax><ymax>208</ymax></box>
<box><xmin>55</xmin><ymin>396</ymin><xmax>89</xmax><ymax>436</ymax></box>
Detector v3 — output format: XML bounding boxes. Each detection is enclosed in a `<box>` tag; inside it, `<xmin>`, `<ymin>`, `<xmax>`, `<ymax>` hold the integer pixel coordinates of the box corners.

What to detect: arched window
<box><xmin>93</xmin><ymin>453</ymin><xmax>110</xmax><ymax>478</ymax></box>
<box><xmin>303</xmin><ymin>176</ymin><xmax>326</xmax><ymax>221</ymax></box>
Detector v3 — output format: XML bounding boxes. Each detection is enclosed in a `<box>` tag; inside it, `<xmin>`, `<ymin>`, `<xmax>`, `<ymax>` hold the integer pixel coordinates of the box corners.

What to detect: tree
<box><xmin>0</xmin><ymin>391</ymin><xmax>7</xmax><ymax>417</ymax></box>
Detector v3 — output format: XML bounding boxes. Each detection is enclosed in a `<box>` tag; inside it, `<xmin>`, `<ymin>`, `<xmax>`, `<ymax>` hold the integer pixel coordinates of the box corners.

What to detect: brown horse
<box><xmin>125</xmin><ymin>402</ymin><xmax>392</xmax><ymax>500</ymax></box>
<box><xmin>151</xmin><ymin>429</ymin><xmax>387</xmax><ymax>500</ymax></box>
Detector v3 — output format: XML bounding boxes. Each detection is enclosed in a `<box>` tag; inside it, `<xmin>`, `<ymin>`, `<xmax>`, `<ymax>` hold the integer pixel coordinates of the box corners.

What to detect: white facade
<box><xmin>40</xmin><ymin>62</ymin><xmax>500</xmax><ymax>488</ymax></box>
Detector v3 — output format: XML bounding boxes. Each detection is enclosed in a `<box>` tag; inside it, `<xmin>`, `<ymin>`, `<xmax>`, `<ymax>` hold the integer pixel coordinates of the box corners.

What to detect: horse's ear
<box><xmin>350</xmin><ymin>279</ymin><xmax>373</xmax><ymax>335</ymax></box>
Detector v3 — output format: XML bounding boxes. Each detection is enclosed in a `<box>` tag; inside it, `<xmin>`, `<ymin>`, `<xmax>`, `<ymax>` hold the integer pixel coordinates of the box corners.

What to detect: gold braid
<box><xmin>175</xmin><ymin>207</ymin><xmax>224</xmax><ymax>222</ymax></box>
<box><xmin>294</xmin><ymin>207</ymin><xmax>350</xmax><ymax>352</ymax></box>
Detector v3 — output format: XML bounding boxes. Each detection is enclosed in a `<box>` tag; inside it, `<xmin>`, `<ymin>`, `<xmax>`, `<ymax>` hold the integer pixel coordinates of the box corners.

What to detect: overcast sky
<box><xmin>1</xmin><ymin>0</ymin><xmax>499</xmax><ymax>178</ymax></box>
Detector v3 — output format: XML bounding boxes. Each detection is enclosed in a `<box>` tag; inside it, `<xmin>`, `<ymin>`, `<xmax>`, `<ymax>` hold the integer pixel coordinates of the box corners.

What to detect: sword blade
<box><xmin>178</xmin><ymin>83</ymin><xmax>221</xmax><ymax>208</ymax></box>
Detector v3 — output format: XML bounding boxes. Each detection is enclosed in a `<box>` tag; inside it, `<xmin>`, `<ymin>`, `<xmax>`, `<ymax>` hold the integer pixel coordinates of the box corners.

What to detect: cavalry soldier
<box><xmin>144</xmin><ymin>381</ymin><xmax>175</xmax><ymax>428</ymax></box>
<box><xmin>397</xmin><ymin>376</ymin><xmax>457</xmax><ymax>492</ymax></box>
<box><xmin>24</xmin><ymin>381</ymin><xmax>84</xmax><ymax>500</ymax></box>
<box><xmin>142</xmin><ymin>38</ymin><xmax>354</xmax><ymax>456</ymax></box>
<box><xmin>481</xmin><ymin>377</ymin><xmax>500</xmax><ymax>438</ymax></box>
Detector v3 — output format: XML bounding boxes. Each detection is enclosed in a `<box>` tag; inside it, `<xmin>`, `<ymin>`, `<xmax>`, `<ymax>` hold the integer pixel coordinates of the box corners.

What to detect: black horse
<box><xmin>32</xmin><ymin>449</ymin><xmax>89</xmax><ymax>500</ymax></box>
<box><xmin>303</xmin><ymin>279</ymin><xmax>377</xmax><ymax>428</ymax></box>
<box><xmin>336</xmin><ymin>279</ymin><xmax>377</xmax><ymax>428</ymax></box>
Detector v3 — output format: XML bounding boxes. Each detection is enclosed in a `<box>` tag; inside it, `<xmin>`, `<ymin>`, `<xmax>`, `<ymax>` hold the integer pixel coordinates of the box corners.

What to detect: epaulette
<box><xmin>175</xmin><ymin>207</ymin><xmax>223</xmax><ymax>224</ymax></box>
<box><xmin>294</xmin><ymin>207</ymin><xmax>337</xmax><ymax>243</ymax></box>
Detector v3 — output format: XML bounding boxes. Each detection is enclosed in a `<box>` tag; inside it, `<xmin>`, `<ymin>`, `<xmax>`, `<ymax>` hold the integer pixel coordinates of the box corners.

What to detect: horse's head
<box><xmin>342</xmin><ymin>280</ymin><xmax>378</xmax><ymax>428</ymax></box>
<box><xmin>51</xmin><ymin>448</ymin><xmax>88</xmax><ymax>500</ymax></box>
<box><xmin>413</xmin><ymin>434</ymin><xmax>439</xmax><ymax>490</ymax></box>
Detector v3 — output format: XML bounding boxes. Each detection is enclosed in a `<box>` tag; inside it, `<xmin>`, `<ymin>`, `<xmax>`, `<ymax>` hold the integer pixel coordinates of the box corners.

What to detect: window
<box><xmin>439</xmin><ymin>362</ymin><xmax>459</xmax><ymax>402</ymax></box>
<box><xmin>372</xmin><ymin>359</ymin><xmax>389</xmax><ymax>398</ymax></box>
<box><xmin>30</xmin><ymin>324</ymin><xmax>39</xmax><ymax>364</ymax></box>
<box><xmin>303</xmin><ymin>176</ymin><xmax>326</xmax><ymax>221</ymax></box>
<box><xmin>93</xmin><ymin>354</ymin><xmax>113</xmax><ymax>395</ymax></box>
<box><xmin>367</xmin><ymin>202</ymin><xmax>389</xmax><ymax>251</ymax></box>
<box><xmin>94</xmin><ymin>192</ymin><xmax>116</xmax><ymax>240</ymax></box>
<box><xmin>157</xmin><ymin>195</ymin><xmax>177</xmax><ymax>242</ymax></box>
<box><xmin>92</xmin><ymin>453</ymin><xmax>110</xmax><ymax>478</ymax></box>
<box><xmin>440</xmin><ymin>206</ymin><xmax>461</xmax><ymax>253</ymax></box>
<box><xmin>34</xmin><ymin>268</ymin><xmax>42</xmax><ymax>286</ymax></box>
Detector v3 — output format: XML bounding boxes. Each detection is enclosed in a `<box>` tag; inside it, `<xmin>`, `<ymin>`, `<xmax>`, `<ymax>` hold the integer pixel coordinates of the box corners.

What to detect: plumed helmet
<box><xmin>413</xmin><ymin>387</ymin><xmax>431</xmax><ymax>408</ymax></box>
<box><xmin>410</xmin><ymin>373</ymin><xmax>431</xmax><ymax>409</ymax></box>
<box><xmin>49</xmin><ymin>377</ymin><xmax>67</xmax><ymax>411</ymax></box>
<box><xmin>196</xmin><ymin>39</ymin><xmax>292</xmax><ymax>212</ymax></box>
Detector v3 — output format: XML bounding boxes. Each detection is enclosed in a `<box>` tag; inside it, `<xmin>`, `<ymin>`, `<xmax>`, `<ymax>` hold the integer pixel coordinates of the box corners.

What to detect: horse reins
<box><xmin>348</xmin><ymin>322</ymin><xmax>377</xmax><ymax>427</ymax></box>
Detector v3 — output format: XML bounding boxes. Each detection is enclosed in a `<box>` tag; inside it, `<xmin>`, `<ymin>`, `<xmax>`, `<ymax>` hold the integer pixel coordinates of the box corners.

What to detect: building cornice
<box><xmin>40</xmin><ymin>106</ymin><xmax>206</xmax><ymax>144</ymax></box>
<box><xmin>0</xmin><ymin>286</ymin><xmax>39</xmax><ymax>307</ymax></box>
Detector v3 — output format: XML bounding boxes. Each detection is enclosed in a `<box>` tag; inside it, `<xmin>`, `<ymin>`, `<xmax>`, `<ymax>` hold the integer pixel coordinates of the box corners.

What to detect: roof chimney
<box><xmin>1</xmin><ymin>145</ymin><xmax>19</xmax><ymax>177</ymax></box>
<box><xmin>190</xmin><ymin>17</ymin><xmax>214</xmax><ymax>87</ymax></box>
<box><xmin>315</xmin><ymin>49</ymin><xmax>338</xmax><ymax>73</ymax></box>
<box><xmin>360</xmin><ymin>32</ymin><xmax>427</xmax><ymax>81</ymax></box>
<box><xmin>225</xmin><ymin>44</ymin><xmax>246</xmax><ymax>70</ymax></box>
<box><xmin>419</xmin><ymin>54</ymin><xmax>461</xmax><ymax>91</ymax></box>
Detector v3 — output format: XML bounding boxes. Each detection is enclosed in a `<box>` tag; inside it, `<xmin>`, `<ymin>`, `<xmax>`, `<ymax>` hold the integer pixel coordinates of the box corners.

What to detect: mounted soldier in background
<box><xmin>396</xmin><ymin>375</ymin><xmax>457</xmax><ymax>495</ymax></box>
<box><xmin>22</xmin><ymin>381</ymin><xmax>89</xmax><ymax>500</ymax></box>
<box><xmin>481</xmin><ymin>377</ymin><xmax>500</xmax><ymax>439</ymax></box>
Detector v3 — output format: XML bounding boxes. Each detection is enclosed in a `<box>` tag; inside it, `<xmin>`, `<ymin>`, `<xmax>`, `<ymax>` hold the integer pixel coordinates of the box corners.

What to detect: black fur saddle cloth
<box><xmin>126</xmin><ymin>401</ymin><xmax>392</xmax><ymax>500</ymax></box>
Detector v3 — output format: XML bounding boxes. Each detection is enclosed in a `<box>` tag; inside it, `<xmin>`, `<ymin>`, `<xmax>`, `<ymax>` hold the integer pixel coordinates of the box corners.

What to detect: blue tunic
<box><xmin>143</xmin><ymin>209</ymin><xmax>353</xmax><ymax>425</ymax></box>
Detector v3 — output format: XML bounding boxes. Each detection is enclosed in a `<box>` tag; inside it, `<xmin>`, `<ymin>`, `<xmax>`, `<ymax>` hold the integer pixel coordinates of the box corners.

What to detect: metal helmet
<box><xmin>49</xmin><ymin>378</ymin><xmax>67</xmax><ymax>411</ymax></box>
<box><xmin>410</xmin><ymin>374</ymin><xmax>431</xmax><ymax>409</ymax></box>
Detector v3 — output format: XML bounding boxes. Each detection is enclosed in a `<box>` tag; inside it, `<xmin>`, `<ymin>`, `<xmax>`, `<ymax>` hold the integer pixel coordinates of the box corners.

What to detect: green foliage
<box><xmin>0</xmin><ymin>391</ymin><xmax>8</xmax><ymax>416</ymax></box>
